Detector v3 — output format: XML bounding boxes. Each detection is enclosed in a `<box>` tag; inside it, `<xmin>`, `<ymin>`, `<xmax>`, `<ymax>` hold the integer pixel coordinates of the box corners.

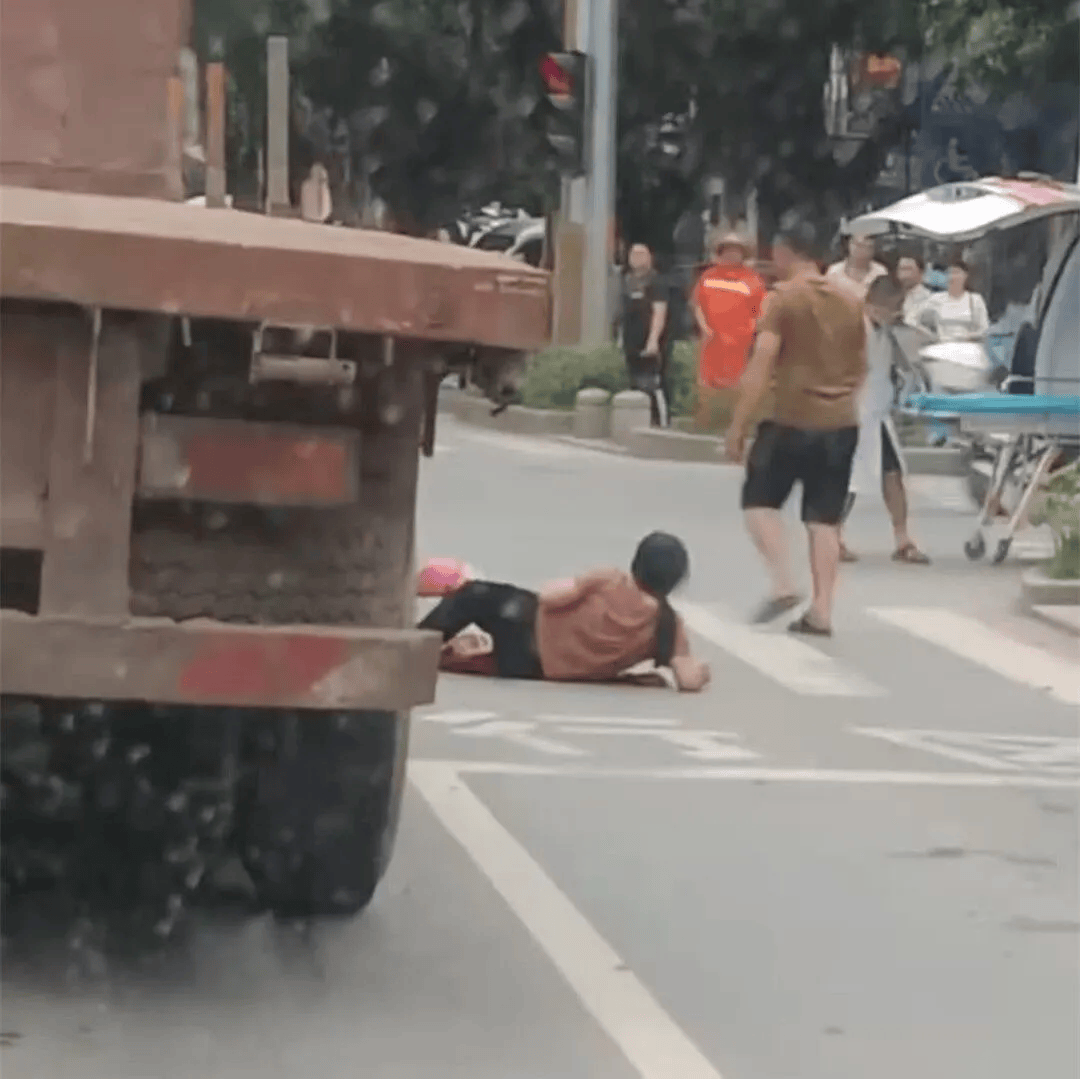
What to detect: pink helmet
<box><xmin>416</xmin><ymin>557</ymin><xmax>479</xmax><ymax>597</ymax></box>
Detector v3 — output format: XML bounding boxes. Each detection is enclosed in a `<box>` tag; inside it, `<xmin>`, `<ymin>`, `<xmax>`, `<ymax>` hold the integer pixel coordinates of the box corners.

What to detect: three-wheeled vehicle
<box><xmin>846</xmin><ymin>175</ymin><xmax>1080</xmax><ymax>563</ymax></box>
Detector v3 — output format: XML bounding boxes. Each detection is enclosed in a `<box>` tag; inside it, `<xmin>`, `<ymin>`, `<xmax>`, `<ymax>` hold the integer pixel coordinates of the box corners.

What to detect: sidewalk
<box><xmin>444</xmin><ymin>389</ymin><xmax>963</xmax><ymax>474</ymax></box>
<box><xmin>1029</xmin><ymin>605</ymin><xmax>1080</xmax><ymax>638</ymax></box>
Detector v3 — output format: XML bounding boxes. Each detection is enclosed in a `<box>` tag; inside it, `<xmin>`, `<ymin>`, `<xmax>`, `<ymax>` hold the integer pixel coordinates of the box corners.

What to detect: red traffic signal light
<box><xmin>539</xmin><ymin>53</ymin><xmax>574</xmax><ymax>100</ymax></box>
<box><xmin>537</xmin><ymin>51</ymin><xmax>589</xmax><ymax>177</ymax></box>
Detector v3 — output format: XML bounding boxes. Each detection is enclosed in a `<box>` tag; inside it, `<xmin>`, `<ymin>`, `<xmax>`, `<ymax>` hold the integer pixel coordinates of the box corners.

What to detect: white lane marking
<box><xmin>409</xmin><ymin>761</ymin><xmax>729</xmax><ymax>1079</ymax></box>
<box><xmin>677</xmin><ymin>601</ymin><xmax>885</xmax><ymax>698</ymax></box>
<box><xmin>414</xmin><ymin>758</ymin><xmax>1080</xmax><ymax>788</ymax></box>
<box><xmin>868</xmin><ymin>607</ymin><xmax>1080</xmax><ymax>707</ymax></box>
<box><xmin>453</xmin><ymin>427</ymin><xmax>582</xmax><ymax>459</ymax></box>
<box><xmin>857</xmin><ymin>728</ymin><xmax>1080</xmax><ymax>775</ymax></box>
<box><xmin>556</xmin><ymin>725</ymin><xmax>760</xmax><ymax>762</ymax></box>
<box><xmin>535</xmin><ymin>714</ymin><xmax>680</xmax><ymax>728</ymax></box>
<box><xmin>420</xmin><ymin>710</ymin><xmax>500</xmax><ymax>724</ymax></box>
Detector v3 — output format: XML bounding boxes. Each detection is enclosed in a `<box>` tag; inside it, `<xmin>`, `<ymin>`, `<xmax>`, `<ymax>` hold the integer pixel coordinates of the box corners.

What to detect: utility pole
<box><xmin>581</xmin><ymin>0</ymin><xmax>617</xmax><ymax>347</ymax></box>
<box><xmin>266</xmin><ymin>36</ymin><xmax>290</xmax><ymax>216</ymax></box>
<box><xmin>550</xmin><ymin>0</ymin><xmax>618</xmax><ymax>348</ymax></box>
<box><xmin>550</xmin><ymin>0</ymin><xmax>588</xmax><ymax>345</ymax></box>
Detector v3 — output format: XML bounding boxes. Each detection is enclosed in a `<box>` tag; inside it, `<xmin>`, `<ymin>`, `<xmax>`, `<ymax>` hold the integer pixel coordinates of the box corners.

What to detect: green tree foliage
<box><xmin>295</xmin><ymin>0</ymin><xmax>560</xmax><ymax>231</ymax></box>
<box><xmin>194</xmin><ymin>0</ymin><xmax>1077</xmax><ymax>238</ymax></box>
<box><xmin>919</xmin><ymin>0</ymin><xmax>1078</xmax><ymax>96</ymax></box>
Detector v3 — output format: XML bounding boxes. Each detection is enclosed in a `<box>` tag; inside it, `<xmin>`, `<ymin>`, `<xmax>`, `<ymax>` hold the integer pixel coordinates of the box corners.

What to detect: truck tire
<box><xmin>236</xmin><ymin>707</ymin><xmax>409</xmax><ymax>918</ymax></box>
<box><xmin>128</xmin><ymin>360</ymin><xmax>424</xmax><ymax>922</ymax></box>
<box><xmin>1</xmin><ymin>698</ymin><xmax>235</xmax><ymax>950</ymax></box>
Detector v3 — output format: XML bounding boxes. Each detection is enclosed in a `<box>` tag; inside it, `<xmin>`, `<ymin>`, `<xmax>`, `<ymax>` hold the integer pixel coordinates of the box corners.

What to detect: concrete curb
<box><xmin>1020</xmin><ymin>568</ymin><xmax>1080</xmax><ymax>607</ymax></box>
<box><xmin>448</xmin><ymin>391</ymin><xmax>575</xmax><ymax>436</ymax></box>
<box><xmin>626</xmin><ymin>427</ymin><xmax>726</xmax><ymax>463</ymax></box>
<box><xmin>1028</xmin><ymin>604</ymin><xmax>1080</xmax><ymax>635</ymax></box>
<box><xmin>1028</xmin><ymin>604</ymin><xmax>1080</xmax><ymax>638</ymax></box>
<box><xmin>555</xmin><ymin>435</ymin><xmax>630</xmax><ymax>456</ymax></box>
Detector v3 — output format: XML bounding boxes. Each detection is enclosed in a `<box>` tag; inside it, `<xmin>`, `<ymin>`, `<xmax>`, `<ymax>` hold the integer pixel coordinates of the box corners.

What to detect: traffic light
<box><xmin>538</xmin><ymin>51</ymin><xmax>590</xmax><ymax>178</ymax></box>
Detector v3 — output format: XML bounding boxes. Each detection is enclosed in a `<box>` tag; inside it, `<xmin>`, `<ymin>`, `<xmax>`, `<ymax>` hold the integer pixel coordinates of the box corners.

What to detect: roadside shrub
<box><xmin>1031</xmin><ymin>462</ymin><xmax>1080</xmax><ymax>580</ymax></box>
<box><xmin>520</xmin><ymin>342</ymin><xmax>697</xmax><ymax>417</ymax></box>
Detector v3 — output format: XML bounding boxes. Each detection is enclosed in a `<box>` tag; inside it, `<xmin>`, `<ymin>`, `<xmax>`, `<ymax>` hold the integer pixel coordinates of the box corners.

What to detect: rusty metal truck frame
<box><xmin>1</xmin><ymin>188</ymin><xmax>549</xmax><ymax>707</ymax></box>
<box><xmin>0</xmin><ymin>0</ymin><xmax>550</xmax><ymax>931</ymax></box>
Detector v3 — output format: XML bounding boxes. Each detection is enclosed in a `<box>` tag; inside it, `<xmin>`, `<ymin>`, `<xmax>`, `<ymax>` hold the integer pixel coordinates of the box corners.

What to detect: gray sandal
<box><xmin>788</xmin><ymin>613</ymin><xmax>832</xmax><ymax>638</ymax></box>
<box><xmin>751</xmin><ymin>594</ymin><xmax>802</xmax><ymax>625</ymax></box>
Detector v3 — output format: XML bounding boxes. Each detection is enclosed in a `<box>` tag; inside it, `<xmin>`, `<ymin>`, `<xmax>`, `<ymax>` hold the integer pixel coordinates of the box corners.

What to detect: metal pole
<box><xmin>205</xmin><ymin>61</ymin><xmax>227</xmax><ymax>207</ymax></box>
<box><xmin>581</xmin><ymin>0</ymin><xmax>617</xmax><ymax>347</ymax></box>
<box><xmin>266</xmin><ymin>36</ymin><xmax>290</xmax><ymax>215</ymax></box>
<box><xmin>550</xmin><ymin>0</ymin><xmax>590</xmax><ymax>345</ymax></box>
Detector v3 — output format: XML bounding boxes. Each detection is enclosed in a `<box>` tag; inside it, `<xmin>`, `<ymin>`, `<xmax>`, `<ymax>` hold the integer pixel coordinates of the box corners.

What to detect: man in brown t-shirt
<box><xmin>725</xmin><ymin>219</ymin><xmax>867</xmax><ymax>636</ymax></box>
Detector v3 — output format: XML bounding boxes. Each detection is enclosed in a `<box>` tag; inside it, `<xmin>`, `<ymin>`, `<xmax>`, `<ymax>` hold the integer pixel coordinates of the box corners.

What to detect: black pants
<box><xmin>624</xmin><ymin>348</ymin><xmax>670</xmax><ymax>428</ymax></box>
<box><xmin>741</xmin><ymin>421</ymin><xmax>859</xmax><ymax>525</ymax></box>
<box><xmin>418</xmin><ymin>581</ymin><xmax>544</xmax><ymax>680</ymax></box>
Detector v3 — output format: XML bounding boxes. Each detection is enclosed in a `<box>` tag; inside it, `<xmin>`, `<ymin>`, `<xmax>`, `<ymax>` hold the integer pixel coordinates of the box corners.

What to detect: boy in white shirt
<box><xmin>839</xmin><ymin>274</ymin><xmax>930</xmax><ymax>564</ymax></box>
<box><xmin>826</xmin><ymin>233</ymin><xmax>889</xmax><ymax>301</ymax></box>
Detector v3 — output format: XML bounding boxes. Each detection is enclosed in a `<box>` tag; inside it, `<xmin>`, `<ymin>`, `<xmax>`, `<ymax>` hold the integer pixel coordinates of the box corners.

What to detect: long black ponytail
<box><xmin>630</xmin><ymin>532</ymin><xmax>689</xmax><ymax>668</ymax></box>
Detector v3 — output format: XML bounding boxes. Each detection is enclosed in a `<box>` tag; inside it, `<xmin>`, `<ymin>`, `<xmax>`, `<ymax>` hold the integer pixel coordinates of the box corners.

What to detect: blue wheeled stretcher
<box><xmin>904</xmin><ymin>386</ymin><xmax>1080</xmax><ymax>564</ymax></box>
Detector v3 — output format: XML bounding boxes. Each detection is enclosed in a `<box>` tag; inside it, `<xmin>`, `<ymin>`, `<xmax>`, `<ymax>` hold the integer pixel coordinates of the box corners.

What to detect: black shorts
<box><xmin>741</xmin><ymin>421</ymin><xmax>859</xmax><ymax>525</ymax></box>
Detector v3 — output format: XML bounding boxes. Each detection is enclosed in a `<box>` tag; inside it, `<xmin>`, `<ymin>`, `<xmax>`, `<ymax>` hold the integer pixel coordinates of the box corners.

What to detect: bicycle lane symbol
<box><xmin>417</xmin><ymin>710</ymin><xmax>760</xmax><ymax>763</ymax></box>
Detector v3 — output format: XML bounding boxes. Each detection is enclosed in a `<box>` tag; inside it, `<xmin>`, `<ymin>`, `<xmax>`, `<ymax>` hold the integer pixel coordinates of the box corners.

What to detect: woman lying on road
<box><xmin>417</xmin><ymin>532</ymin><xmax>711</xmax><ymax>692</ymax></box>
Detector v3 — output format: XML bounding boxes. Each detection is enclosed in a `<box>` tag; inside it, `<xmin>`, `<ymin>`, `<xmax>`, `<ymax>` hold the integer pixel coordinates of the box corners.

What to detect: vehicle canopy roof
<box><xmin>846</xmin><ymin>176</ymin><xmax>1080</xmax><ymax>244</ymax></box>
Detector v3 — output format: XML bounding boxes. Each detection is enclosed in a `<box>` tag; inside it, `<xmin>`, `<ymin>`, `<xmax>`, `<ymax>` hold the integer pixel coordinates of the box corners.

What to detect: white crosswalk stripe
<box><xmin>676</xmin><ymin>600</ymin><xmax>886</xmax><ymax>698</ymax></box>
<box><xmin>669</xmin><ymin>600</ymin><xmax>1079</xmax><ymax>706</ymax></box>
<box><xmin>867</xmin><ymin>606</ymin><xmax>1080</xmax><ymax>707</ymax></box>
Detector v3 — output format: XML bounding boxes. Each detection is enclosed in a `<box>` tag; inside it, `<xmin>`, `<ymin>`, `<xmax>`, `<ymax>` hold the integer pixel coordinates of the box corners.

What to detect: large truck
<box><xmin>0</xmin><ymin>0</ymin><xmax>549</xmax><ymax>937</ymax></box>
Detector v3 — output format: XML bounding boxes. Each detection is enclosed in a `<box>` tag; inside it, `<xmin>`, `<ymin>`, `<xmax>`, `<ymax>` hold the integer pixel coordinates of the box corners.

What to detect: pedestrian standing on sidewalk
<box><xmin>826</xmin><ymin>232</ymin><xmax>889</xmax><ymax>301</ymax></box>
<box><xmin>619</xmin><ymin>242</ymin><xmax>671</xmax><ymax>428</ymax></box>
<box><xmin>725</xmin><ymin>218</ymin><xmax>867</xmax><ymax>637</ymax></box>
<box><xmin>691</xmin><ymin>229</ymin><xmax>768</xmax><ymax>430</ymax></box>
<box><xmin>838</xmin><ymin>273</ymin><xmax>930</xmax><ymax>565</ymax></box>
<box><xmin>896</xmin><ymin>249</ymin><xmax>933</xmax><ymax>330</ymax></box>
<box><xmin>917</xmin><ymin>256</ymin><xmax>990</xmax><ymax>344</ymax></box>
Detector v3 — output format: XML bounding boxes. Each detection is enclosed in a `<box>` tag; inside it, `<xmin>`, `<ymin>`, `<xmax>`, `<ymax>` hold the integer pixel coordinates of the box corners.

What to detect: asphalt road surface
<box><xmin>4</xmin><ymin>414</ymin><xmax>1078</xmax><ymax>1079</ymax></box>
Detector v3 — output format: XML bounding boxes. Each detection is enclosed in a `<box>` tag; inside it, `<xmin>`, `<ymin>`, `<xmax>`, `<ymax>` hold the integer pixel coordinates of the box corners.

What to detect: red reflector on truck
<box><xmin>138</xmin><ymin>413</ymin><xmax>360</xmax><ymax>506</ymax></box>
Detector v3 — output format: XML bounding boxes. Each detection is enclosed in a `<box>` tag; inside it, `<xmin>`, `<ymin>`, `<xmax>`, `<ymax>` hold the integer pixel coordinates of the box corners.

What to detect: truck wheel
<box><xmin>236</xmin><ymin>707</ymin><xmax>409</xmax><ymax>919</ymax></box>
<box><xmin>1</xmin><ymin>698</ymin><xmax>235</xmax><ymax>949</ymax></box>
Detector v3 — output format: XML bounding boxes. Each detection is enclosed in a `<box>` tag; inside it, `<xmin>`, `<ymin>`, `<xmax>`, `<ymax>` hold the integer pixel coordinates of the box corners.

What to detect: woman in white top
<box><xmin>918</xmin><ymin>257</ymin><xmax>989</xmax><ymax>343</ymax></box>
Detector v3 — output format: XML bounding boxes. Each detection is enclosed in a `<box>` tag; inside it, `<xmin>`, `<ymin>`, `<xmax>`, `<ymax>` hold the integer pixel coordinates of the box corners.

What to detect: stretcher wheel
<box><xmin>963</xmin><ymin>534</ymin><xmax>986</xmax><ymax>561</ymax></box>
<box><xmin>992</xmin><ymin>537</ymin><xmax>1012</xmax><ymax>565</ymax></box>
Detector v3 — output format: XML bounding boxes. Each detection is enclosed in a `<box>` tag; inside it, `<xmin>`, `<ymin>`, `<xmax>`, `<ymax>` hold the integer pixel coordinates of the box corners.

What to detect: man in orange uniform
<box><xmin>691</xmin><ymin>230</ymin><xmax>768</xmax><ymax>430</ymax></box>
